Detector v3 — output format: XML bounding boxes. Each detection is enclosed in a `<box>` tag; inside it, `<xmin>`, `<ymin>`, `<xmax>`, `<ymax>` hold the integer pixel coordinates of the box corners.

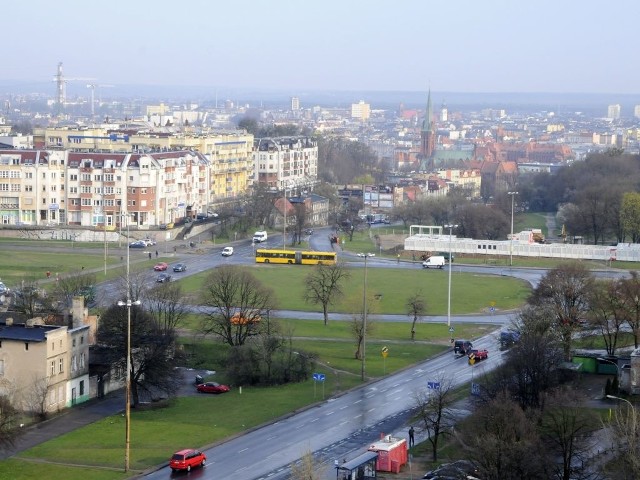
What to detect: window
<box><xmin>50</xmin><ymin>361</ymin><xmax>55</xmax><ymax>376</ymax></box>
<box><xmin>25</xmin><ymin>342</ymin><xmax>29</xmax><ymax>351</ymax></box>
<box><xmin>59</xmin><ymin>358</ymin><xmax>64</xmax><ymax>373</ymax></box>
<box><xmin>73</xmin><ymin>338</ymin><xmax>76</xmax><ymax>347</ymax></box>
<box><xmin>80</xmin><ymin>352</ymin><xmax>85</xmax><ymax>369</ymax></box>
<box><xmin>80</xmin><ymin>380</ymin><xmax>85</xmax><ymax>396</ymax></box>
<box><xmin>72</xmin><ymin>355</ymin><xmax>77</xmax><ymax>372</ymax></box>
<box><xmin>0</xmin><ymin>359</ymin><xmax>4</xmax><ymax>376</ymax></box>
<box><xmin>81</xmin><ymin>335</ymin><xmax>84</xmax><ymax>344</ymax></box>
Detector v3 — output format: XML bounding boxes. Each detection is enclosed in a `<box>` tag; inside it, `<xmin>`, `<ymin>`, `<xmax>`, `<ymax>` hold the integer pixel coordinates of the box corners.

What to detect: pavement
<box><xmin>0</xmin><ymin>367</ymin><xmax>206</xmax><ymax>461</ymax></box>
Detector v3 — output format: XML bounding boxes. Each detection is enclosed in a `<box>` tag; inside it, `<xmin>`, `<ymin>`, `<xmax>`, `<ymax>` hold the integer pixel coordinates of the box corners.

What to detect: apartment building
<box><xmin>253</xmin><ymin>136</ymin><xmax>318</xmax><ymax>191</ymax></box>
<box><xmin>0</xmin><ymin>316</ymin><xmax>90</xmax><ymax>412</ymax></box>
<box><xmin>0</xmin><ymin>127</ymin><xmax>254</xmax><ymax>227</ymax></box>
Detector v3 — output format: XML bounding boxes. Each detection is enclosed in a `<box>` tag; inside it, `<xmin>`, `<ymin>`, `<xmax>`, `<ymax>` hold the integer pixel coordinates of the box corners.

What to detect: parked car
<box><xmin>129</xmin><ymin>240</ymin><xmax>146</xmax><ymax>248</ymax></box>
<box><xmin>196</xmin><ymin>381</ymin><xmax>230</xmax><ymax>394</ymax></box>
<box><xmin>173</xmin><ymin>263</ymin><xmax>187</xmax><ymax>272</ymax></box>
<box><xmin>221</xmin><ymin>246</ymin><xmax>234</xmax><ymax>256</ymax></box>
<box><xmin>0</xmin><ymin>282</ymin><xmax>9</xmax><ymax>295</ymax></box>
<box><xmin>159</xmin><ymin>222</ymin><xmax>174</xmax><ymax>230</ymax></box>
<box><xmin>153</xmin><ymin>262</ymin><xmax>168</xmax><ymax>271</ymax></box>
<box><xmin>356</xmin><ymin>252</ymin><xmax>375</xmax><ymax>257</ymax></box>
<box><xmin>156</xmin><ymin>273</ymin><xmax>172</xmax><ymax>283</ymax></box>
<box><xmin>169</xmin><ymin>449</ymin><xmax>206</xmax><ymax>472</ymax></box>
<box><xmin>142</xmin><ymin>238</ymin><xmax>156</xmax><ymax>246</ymax></box>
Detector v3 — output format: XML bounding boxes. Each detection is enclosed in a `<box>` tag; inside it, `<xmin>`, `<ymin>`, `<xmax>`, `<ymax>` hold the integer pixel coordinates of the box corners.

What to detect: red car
<box><xmin>153</xmin><ymin>262</ymin><xmax>168</xmax><ymax>271</ymax></box>
<box><xmin>169</xmin><ymin>449</ymin><xmax>206</xmax><ymax>472</ymax></box>
<box><xmin>196</xmin><ymin>381</ymin><xmax>230</xmax><ymax>394</ymax></box>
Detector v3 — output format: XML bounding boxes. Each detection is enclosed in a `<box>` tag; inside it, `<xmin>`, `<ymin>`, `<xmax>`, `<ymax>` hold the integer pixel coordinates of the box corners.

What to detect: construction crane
<box><xmin>86</xmin><ymin>83</ymin><xmax>114</xmax><ymax>117</ymax></box>
<box><xmin>53</xmin><ymin>62</ymin><xmax>94</xmax><ymax>114</ymax></box>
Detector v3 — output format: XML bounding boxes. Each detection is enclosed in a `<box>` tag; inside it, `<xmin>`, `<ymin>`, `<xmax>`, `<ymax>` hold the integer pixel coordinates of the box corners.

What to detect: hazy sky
<box><xmin>3</xmin><ymin>0</ymin><xmax>638</xmax><ymax>94</ymax></box>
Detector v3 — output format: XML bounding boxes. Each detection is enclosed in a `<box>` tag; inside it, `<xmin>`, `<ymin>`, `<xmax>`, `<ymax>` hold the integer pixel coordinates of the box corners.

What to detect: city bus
<box><xmin>255</xmin><ymin>248</ymin><xmax>337</xmax><ymax>265</ymax></box>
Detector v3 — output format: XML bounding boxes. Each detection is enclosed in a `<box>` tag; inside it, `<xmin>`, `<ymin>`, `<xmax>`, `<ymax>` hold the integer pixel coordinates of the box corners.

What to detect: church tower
<box><xmin>420</xmin><ymin>89</ymin><xmax>436</xmax><ymax>169</ymax></box>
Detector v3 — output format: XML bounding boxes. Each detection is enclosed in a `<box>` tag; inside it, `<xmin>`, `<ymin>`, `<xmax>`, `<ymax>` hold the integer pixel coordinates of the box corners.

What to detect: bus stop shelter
<box><xmin>336</xmin><ymin>451</ymin><xmax>378</xmax><ymax>480</ymax></box>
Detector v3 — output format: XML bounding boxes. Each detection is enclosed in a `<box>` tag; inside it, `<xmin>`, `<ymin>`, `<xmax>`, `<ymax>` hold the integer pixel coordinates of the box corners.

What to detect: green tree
<box><xmin>621</xmin><ymin>192</ymin><xmax>640</xmax><ymax>243</ymax></box>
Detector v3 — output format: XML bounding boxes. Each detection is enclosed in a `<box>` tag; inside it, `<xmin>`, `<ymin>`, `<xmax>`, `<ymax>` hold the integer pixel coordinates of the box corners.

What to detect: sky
<box><xmin>3</xmin><ymin>0</ymin><xmax>639</xmax><ymax>95</ymax></box>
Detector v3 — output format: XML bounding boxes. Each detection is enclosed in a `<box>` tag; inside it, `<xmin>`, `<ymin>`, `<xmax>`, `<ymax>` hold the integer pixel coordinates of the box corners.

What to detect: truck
<box><xmin>468</xmin><ymin>349</ymin><xmax>489</xmax><ymax>365</ymax></box>
<box><xmin>252</xmin><ymin>231</ymin><xmax>268</xmax><ymax>243</ymax></box>
<box><xmin>422</xmin><ymin>255</ymin><xmax>446</xmax><ymax>269</ymax></box>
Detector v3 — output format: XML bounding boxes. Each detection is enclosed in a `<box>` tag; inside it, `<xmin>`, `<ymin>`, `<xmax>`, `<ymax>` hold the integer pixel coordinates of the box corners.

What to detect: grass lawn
<box><xmin>181</xmin><ymin>265</ymin><xmax>530</xmax><ymax>315</ymax></box>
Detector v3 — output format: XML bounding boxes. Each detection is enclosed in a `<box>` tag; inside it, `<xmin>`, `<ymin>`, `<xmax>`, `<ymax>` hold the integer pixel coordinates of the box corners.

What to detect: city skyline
<box><xmin>2</xmin><ymin>0</ymin><xmax>639</xmax><ymax>95</ymax></box>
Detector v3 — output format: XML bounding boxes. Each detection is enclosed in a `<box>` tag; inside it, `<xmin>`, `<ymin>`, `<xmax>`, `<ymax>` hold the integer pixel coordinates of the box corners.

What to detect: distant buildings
<box><xmin>351</xmin><ymin>100</ymin><xmax>371</xmax><ymax>122</ymax></box>
<box><xmin>253</xmin><ymin>136</ymin><xmax>318</xmax><ymax>191</ymax></box>
<box><xmin>607</xmin><ymin>104</ymin><xmax>621</xmax><ymax>120</ymax></box>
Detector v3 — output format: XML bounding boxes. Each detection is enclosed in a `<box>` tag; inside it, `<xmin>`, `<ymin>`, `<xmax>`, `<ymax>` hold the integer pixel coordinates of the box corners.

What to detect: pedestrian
<box><xmin>155</xmin><ymin>250</ymin><xmax>159</xmax><ymax>258</ymax></box>
<box><xmin>148</xmin><ymin>252</ymin><xmax>152</xmax><ymax>259</ymax></box>
<box><xmin>46</xmin><ymin>271</ymin><xmax>51</xmax><ymax>279</ymax></box>
<box><xmin>397</xmin><ymin>253</ymin><xmax>400</xmax><ymax>264</ymax></box>
<box><xmin>409</xmin><ymin>426</ymin><xmax>415</xmax><ymax>448</ymax></box>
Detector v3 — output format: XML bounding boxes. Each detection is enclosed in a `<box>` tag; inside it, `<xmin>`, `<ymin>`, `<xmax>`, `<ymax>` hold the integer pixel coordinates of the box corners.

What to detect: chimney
<box><xmin>5</xmin><ymin>317</ymin><xmax>13</xmax><ymax>326</ymax></box>
<box><xmin>71</xmin><ymin>296</ymin><xmax>86</xmax><ymax>328</ymax></box>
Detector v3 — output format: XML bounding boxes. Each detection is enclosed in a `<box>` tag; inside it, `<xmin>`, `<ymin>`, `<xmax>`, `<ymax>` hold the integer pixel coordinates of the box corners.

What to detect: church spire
<box><xmin>422</xmin><ymin>88</ymin><xmax>433</xmax><ymax>133</ymax></box>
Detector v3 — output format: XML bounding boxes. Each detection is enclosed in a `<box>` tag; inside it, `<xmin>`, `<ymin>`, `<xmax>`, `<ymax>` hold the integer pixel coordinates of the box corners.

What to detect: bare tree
<box><xmin>96</xmin><ymin>303</ymin><xmax>181</xmax><ymax>406</ymax></box>
<box><xmin>12</xmin><ymin>280</ymin><xmax>55</xmax><ymax>319</ymax></box>
<box><xmin>289</xmin><ymin>449</ymin><xmax>322</xmax><ymax>480</ymax></box>
<box><xmin>617</xmin><ymin>271</ymin><xmax>640</xmax><ymax>348</ymax></box>
<box><xmin>587</xmin><ymin>279</ymin><xmax>627</xmax><ymax>356</ymax></box>
<box><xmin>541</xmin><ymin>387</ymin><xmax>599</xmax><ymax>480</ymax></box>
<box><xmin>347</xmin><ymin>293</ymin><xmax>376</xmax><ymax>361</ymax></box>
<box><xmin>0</xmin><ymin>394</ymin><xmax>21</xmax><ymax>448</ymax></box>
<box><xmin>461</xmin><ymin>393</ymin><xmax>549</xmax><ymax>480</ymax></box>
<box><xmin>51</xmin><ymin>270</ymin><xmax>97</xmax><ymax>309</ymax></box>
<box><xmin>406</xmin><ymin>291</ymin><xmax>426</xmax><ymax>340</ymax></box>
<box><xmin>303</xmin><ymin>262</ymin><xmax>350</xmax><ymax>326</ymax></box>
<box><xmin>144</xmin><ymin>281</ymin><xmax>189</xmax><ymax>333</ymax></box>
<box><xmin>200</xmin><ymin>266</ymin><xmax>276</xmax><ymax>346</ymax></box>
<box><xmin>528</xmin><ymin>262</ymin><xmax>594</xmax><ymax>360</ymax></box>
<box><xmin>23</xmin><ymin>374</ymin><xmax>50</xmax><ymax>420</ymax></box>
<box><xmin>608</xmin><ymin>397</ymin><xmax>640</xmax><ymax>479</ymax></box>
<box><xmin>413</xmin><ymin>373</ymin><xmax>456</xmax><ymax>462</ymax></box>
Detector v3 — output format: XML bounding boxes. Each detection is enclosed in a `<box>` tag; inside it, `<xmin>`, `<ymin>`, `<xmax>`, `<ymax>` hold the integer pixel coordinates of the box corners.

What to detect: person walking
<box><xmin>155</xmin><ymin>250</ymin><xmax>159</xmax><ymax>258</ymax></box>
<box><xmin>408</xmin><ymin>426</ymin><xmax>415</xmax><ymax>448</ymax></box>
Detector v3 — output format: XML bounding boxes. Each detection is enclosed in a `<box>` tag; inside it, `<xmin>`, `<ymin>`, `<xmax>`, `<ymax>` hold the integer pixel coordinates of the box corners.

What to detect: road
<box><xmin>90</xmin><ymin>227</ymin><xmax>630</xmax><ymax>479</ymax></box>
<box><xmin>144</xmin><ymin>332</ymin><xmax>504</xmax><ymax>480</ymax></box>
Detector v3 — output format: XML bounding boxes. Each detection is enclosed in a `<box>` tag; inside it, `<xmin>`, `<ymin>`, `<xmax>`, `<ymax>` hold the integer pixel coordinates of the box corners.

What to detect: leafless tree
<box><xmin>528</xmin><ymin>262</ymin><xmax>594</xmax><ymax>360</ymax></box>
<box><xmin>0</xmin><ymin>394</ymin><xmax>21</xmax><ymax>448</ymax></box>
<box><xmin>23</xmin><ymin>374</ymin><xmax>51</xmax><ymax>420</ymax></box>
<box><xmin>347</xmin><ymin>293</ymin><xmax>376</xmax><ymax>361</ymax></box>
<box><xmin>413</xmin><ymin>373</ymin><xmax>456</xmax><ymax>462</ymax></box>
<box><xmin>200</xmin><ymin>266</ymin><xmax>276</xmax><ymax>346</ymax></box>
<box><xmin>607</xmin><ymin>397</ymin><xmax>640</xmax><ymax>479</ymax></box>
<box><xmin>541</xmin><ymin>387</ymin><xmax>600</xmax><ymax>480</ymax></box>
<box><xmin>303</xmin><ymin>262</ymin><xmax>350</xmax><ymax>326</ymax></box>
<box><xmin>289</xmin><ymin>449</ymin><xmax>322</xmax><ymax>480</ymax></box>
<box><xmin>460</xmin><ymin>393</ymin><xmax>549</xmax><ymax>480</ymax></box>
<box><xmin>12</xmin><ymin>279</ymin><xmax>55</xmax><ymax>319</ymax></box>
<box><xmin>406</xmin><ymin>291</ymin><xmax>426</xmax><ymax>340</ymax></box>
<box><xmin>617</xmin><ymin>271</ymin><xmax>640</xmax><ymax>348</ymax></box>
<box><xmin>51</xmin><ymin>270</ymin><xmax>97</xmax><ymax>309</ymax></box>
<box><xmin>587</xmin><ymin>279</ymin><xmax>627</xmax><ymax>355</ymax></box>
<box><xmin>144</xmin><ymin>281</ymin><xmax>189</xmax><ymax>334</ymax></box>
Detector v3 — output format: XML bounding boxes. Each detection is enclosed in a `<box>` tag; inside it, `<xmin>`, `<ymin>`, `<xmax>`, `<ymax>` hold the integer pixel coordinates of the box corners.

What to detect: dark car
<box><xmin>196</xmin><ymin>381</ymin><xmax>230</xmax><ymax>394</ymax></box>
<box><xmin>169</xmin><ymin>449</ymin><xmax>206</xmax><ymax>472</ymax></box>
<box><xmin>156</xmin><ymin>273</ymin><xmax>172</xmax><ymax>283</ymax></box>
<box><xmin>129</xmin><ymin>240</ymin><xmax>146</xmax><ymax>248</ymax></box>
<box><xmin>173</xmin><ymin>263</ymin><xmax>187</xmax><ymax>272</ymax></box>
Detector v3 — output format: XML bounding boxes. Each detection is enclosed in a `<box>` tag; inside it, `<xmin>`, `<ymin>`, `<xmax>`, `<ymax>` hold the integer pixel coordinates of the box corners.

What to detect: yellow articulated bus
<box><xmin>255</xmin><ymin>248</ymin><xmax>337</xmax><ymax>265</ymax></box>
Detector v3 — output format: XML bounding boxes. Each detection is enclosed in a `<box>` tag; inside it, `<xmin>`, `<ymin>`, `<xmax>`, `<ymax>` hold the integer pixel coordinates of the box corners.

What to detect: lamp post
<box><xmin>283</xmin><ymin>184</ymin><xmax>288</xmax><ymax>249</ymax></box>
<box><xmin>361</xmin><ymin>253</ymin><xmax>372</xmax><ymax>381</ymax></box>
<box><xmin>117</xmin><ymin>213</ymin><xmax>140</xmax><ymax>472</ymax></box>
<box><xmin>445</xmin><ymin>224</ymin><xmax>458</xmax><ymax>329</ymax></box>
<box><xmin>508</xmin><ymin>191</ymin><xmax>518</xmax><ymax>267</ymax></box>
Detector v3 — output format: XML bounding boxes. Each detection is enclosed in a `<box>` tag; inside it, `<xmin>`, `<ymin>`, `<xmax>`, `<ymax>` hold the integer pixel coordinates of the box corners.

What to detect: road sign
<box><xmin>312</xmin><ymin>373</ymin><xmax>325</xmax><ymax>382</ymax></box>
<box><xmin>448</xmin><ymin>327</ymin><xmax>454</xmax><ymax>333</ymax></box>
<box><xmin>427</xmin><ymin>381</ymin><xmax>441</xmax><ymax>390</ymax></box>
<box><xmin>381</xmin><ymin>346</ymin><xmax>389</xmax><ymax>358</ymax></box>
<box><xmin>471</xmin><ymin>383</ymin><xmax>481</xmax><ymax>396</ymax></box>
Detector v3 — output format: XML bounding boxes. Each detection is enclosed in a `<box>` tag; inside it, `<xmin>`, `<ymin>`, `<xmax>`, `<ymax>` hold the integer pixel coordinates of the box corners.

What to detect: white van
<box><xmin>253</xmin><ymin>231</ymin><xmax>268</xmax><ymax>243</ymax></box>
<box><xmin>422</xmin><ymin>255</ymin><xmax>446</xmax><ymax>269</ymax></box>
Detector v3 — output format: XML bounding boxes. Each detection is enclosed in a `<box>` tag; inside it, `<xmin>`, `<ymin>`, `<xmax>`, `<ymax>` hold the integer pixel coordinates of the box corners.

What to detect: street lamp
<box><xmin>445</xmin><ymin>225</ymin><xmax>458</xmax><ymax>330</ymax></box>
<box><xmin>508</xmin><ymin>191</ymin><xmax>518</xmax><ymax>267</ymax></box>
<box><xmin>361</xmin><ymin>253</ymin><xmax>373</xmax><ymax>381</ymax></box>
<box><xmin>117</xmin><ymin>213</ymin><xmax>141</xmax><ymax>472</ymax></box>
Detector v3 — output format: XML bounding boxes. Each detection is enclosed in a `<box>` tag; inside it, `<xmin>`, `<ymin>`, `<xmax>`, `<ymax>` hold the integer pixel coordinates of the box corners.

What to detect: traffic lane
<box><xmin>144</xmin><ymin>331</ymin><xmax>504</xmax><ymax>480</ymax></box>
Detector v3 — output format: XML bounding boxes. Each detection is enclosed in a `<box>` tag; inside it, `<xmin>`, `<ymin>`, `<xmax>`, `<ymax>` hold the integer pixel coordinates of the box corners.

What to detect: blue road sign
<box><xmin>471</xmin><ymin>383</ymin><xmax>481</xmax><ymax>396</ymax></box>
<box><xmin>313</xmin><ymin>373</ymin><xmax>325</xmax><ymax>382</ymax></box>
<box><xmin>427</xmin><ymin>381</ymin><xmax>441</xmax><ymax>390</ymax></box>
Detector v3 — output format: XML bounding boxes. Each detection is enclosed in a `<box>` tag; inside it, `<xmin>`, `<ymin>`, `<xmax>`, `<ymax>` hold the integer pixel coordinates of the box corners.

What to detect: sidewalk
<box><xmin>0</xmin><ymin>389</ymin><xmax>125</xmax><ymax>460</ymax></box>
